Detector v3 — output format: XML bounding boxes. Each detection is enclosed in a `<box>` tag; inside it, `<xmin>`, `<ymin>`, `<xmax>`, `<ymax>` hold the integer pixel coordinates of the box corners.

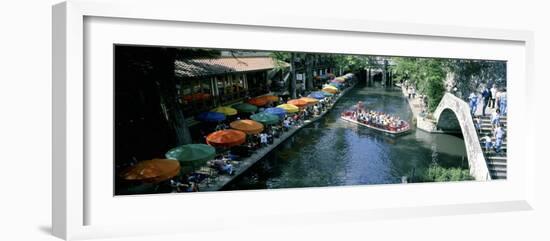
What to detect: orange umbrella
<box><xmin>247</xmin><ymin>97</ymin><xmax>268</xmax><ymax>106</ymax></box>
<box><xmin>230</xmin><ymin>119</ymin><xmax>264</xmax><ymax>134</ymax></box>
<box><xmin>261</xmin><ymin>95</ymin><xmax>279</xmax><ymax>102</ymax></box>
<box><xmin>121</xmin><ymin>159</ymin><xmax>180</xmax><ymax>183</ymax></box>
<box><xmin>299</xmin><ymin>97</ymin><xmax>319</xmax><ymax>105</ymax></box>
<box><xmin>287</xmin><ymin>99</ymin><xmax>308</xmax><ymax>108</ymax></box>
<box><xmin>206</xmin><ymin>129</ymin><xmax>246</xmax><ymax>148</ymax></box>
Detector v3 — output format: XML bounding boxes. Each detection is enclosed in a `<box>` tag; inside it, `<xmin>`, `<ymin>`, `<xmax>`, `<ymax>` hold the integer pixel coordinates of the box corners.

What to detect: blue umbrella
<box><xmin>196</xmin><ymin>111</ymin><xmax>226</xmax><ymax>122</ymax></box>
<box><xmin>264</xmin><ymin>107</ymin><xmax>286</xmax><ymax>119</ymax></box>
<box><xmin>308</xmin><ymin>91</ymin><xmax>326</xmax><ymax>100</ymax></box>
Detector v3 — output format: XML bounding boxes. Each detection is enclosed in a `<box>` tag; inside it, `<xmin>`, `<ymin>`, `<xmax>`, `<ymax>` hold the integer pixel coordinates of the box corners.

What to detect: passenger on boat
<box><xmin>343</xmin><ymin>106</ymin><xmax>408</xmax><ymax>132</ymax></box>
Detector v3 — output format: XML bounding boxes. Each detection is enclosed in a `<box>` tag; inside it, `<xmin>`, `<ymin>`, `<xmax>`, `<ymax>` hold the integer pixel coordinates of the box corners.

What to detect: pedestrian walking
<box><xmin>499</xmin><ymin>88</ymin><xmax>507</xmax><ymax>116</ymax></box>
<box><xmin>490</xmin><ymin>84</ymin><xmax>498</xmax><ymax>108</ymax></box>
<box><xmin>481</xmin><ymin>87</ymin><xmax>491</xmax><ymax>116</ymax></box>
<box><xmin>491</xmin><ymin>109</ymin><xmax>501</xmax><ymax>130</ymax></box>
<box><xmin>468</xmin><ymin>92</ymin><xmax>478</xmax><ymax>116</ymax></box>
<box><xmin>494</xmin><ymin>123</ymin><xmax>506</xmax><ymax>153</ymax></box>
<box><xmin>481</xmin><ymin>134</ymin><xmax>493</xmax><ymax>152</ymax></box>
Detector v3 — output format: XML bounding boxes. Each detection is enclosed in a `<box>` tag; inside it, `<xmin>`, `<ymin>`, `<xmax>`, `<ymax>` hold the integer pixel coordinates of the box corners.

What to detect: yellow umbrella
<box><xmin>299</xmin><ymin>97</ymin><xmax>319</xmax><ymax>105</ymax></box>
<box><xmin>322</xmin><ymin>85</ymin><xmax>339</xmax><ymax>94</ymax></box>
<box><xmin>334</xmin><ymin>77</ymin><xmax>346</xmax><ymax>82</ymax></box>
<box><xmin>211</xmin><ymin>106</ymin><xmax>237</xmax><ymax>116</ymax></box>
<box><xmin>277</xmin><ymin>104</ymin><xmax>300</xmax><ymax>113</ymax></box>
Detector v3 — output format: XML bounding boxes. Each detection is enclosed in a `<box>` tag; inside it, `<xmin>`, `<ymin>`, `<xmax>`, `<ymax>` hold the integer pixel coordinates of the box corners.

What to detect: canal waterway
<box><xmin>223</xmin><ymin>83</ymin><xmax>468</xmax><ymax>191</ymax></box>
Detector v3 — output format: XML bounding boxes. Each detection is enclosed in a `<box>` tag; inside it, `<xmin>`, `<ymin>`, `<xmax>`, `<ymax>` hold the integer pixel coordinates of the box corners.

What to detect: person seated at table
<box><xmin>211</xmin><ymin>159</ymin><xmax>234</xmax><ymax>175</ymax></box>
<box><xmin>283</xmin><ymin>118</ymin><xmax>291</xmax><ymax>131</ymax></box>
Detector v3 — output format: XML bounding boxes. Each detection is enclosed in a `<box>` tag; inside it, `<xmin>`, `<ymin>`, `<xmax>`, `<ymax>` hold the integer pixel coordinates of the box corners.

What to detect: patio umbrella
<box><xmin>250</xmin><ymin>112</ymin><xmax>280</xmax><ymax>125</ymax></box>
<box><xmin>308</xmin><ymin>91</ymin><xmax>326</xmax><ymax>100</ymax></box>
<box><xmin>264</xmin><ymin>107</ymin><xmax>286</xmax><ymax>119</ymax></box>
<box><xmin>334</xmin><ymin>77</ymin><xmax>346</xmax><ymax>82</ymax></box>
<box><xmin>287</xmin><ymin>99</ymin><xmax>308</xmax><ymax>108</ymax></box>
<box><xmin>232</xmin><ymin>103</ymin><xmax>258</xmax><ymax>113</ymax></box>
<box><xmin>230</xmin><ymin>119</ymin><xmax>264</xmax><ymax>134</ymax></box>
<box><xmin>321</xmin><ymin>91</ymin><xmax>334</xmax><ymax>97</ymax></box>
<box><xmin>165</xmin><ymin>144</ymin><xmax>216</xmax><ymax>167</ymax></box>
<box><xmin>121</xmin><ymin>159</ymin><xmax>180</xmax><ymax>183</ymax></box>
<box><xmin>196</xmin><ymin>111</ymin><xmax>226</xmax><ymax>122</ymax></box>
<box><xmin>206</xmin><ymin>129</ymin><xmax>247</xmax><ymax>148</ymax></box>
<box><xmin>277</xmin><ymin>104</ymin><xmax>300</xmax><ymax>113</ymax></box>
<box><xmin>322</xmin><ymin>85</ymin><xmax>339</xmax><ymax>94</ymax></box>
<box><xmin>299</xmin><ymin>97</ymin><xmax>319</xmax><ymax>105</ymax></box>
<box><xmin>329</xmin><ymin>82</ymin><xmax>344</xmax><ymax>89</ymax></box>
<box><xmin>247</xmin><ymin>97</ymin><xmax>268</xmax><ymax>107</ymax></box>
<box><xmin>211</xmin><ymin>106</ymin><xmax>238</xmax><ymax>116</ymax></box>
<box><xmin>261</xmin><ymin>95</ymin><xmax>279</xmax><ymax>102</ymax></box>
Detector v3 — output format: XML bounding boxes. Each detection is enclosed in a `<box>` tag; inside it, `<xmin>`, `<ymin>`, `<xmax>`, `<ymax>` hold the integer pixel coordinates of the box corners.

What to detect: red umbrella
<box><xmin>247</xmin><ymin>97</ymin><xmax>268</xmax><ymax>107</ymax></box>
<box><xmin>206</xmin><ymin>129</ymin><xmax>247</xmax><ymax>148</ymax></box>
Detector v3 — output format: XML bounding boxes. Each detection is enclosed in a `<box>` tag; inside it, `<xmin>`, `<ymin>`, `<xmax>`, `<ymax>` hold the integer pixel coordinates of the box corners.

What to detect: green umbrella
<box><xmin>250</xmin><ymin>112</ymin><xmax>279</xmax><ymax>125</ymax></box>
<box><xmin>232</xmin><ymin>103</ymin><xmax>258</xmax><ymax>113</ymax></box>
<box><xmin>165</xmin><ymin>144</ymin><xmax>216</xmax><ymax>168</ymax></box>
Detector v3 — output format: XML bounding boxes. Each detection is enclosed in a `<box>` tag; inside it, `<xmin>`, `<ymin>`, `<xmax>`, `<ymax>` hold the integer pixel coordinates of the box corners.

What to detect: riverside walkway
<box><xmin>199</xmin><ymin>84</ymin><xmax>356</xmax><ymax>191</ymax></box>
<box><xmin>400</xmin><ymin>86</ymin><xmax>437</xmax><ymax>132</ymax></box>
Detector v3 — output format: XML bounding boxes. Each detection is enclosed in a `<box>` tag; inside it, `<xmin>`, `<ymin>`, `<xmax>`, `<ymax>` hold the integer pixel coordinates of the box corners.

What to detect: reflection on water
<box><xmin>223</xmin><ymin>84</ymin><xmax>468</xmax><ymax>191</ymax></box>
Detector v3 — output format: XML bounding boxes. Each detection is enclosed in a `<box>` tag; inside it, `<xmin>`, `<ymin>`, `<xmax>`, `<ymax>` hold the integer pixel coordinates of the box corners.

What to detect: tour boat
<box><xmin>340</xmin><ymin>111</ymin><xmax>411</xmax><ymax>135</ymax></box>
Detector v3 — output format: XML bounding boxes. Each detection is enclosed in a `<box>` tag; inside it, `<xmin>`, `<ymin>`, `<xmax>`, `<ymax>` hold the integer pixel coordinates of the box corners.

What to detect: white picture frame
<box><xmin>52</xmin><ymin>0</ymin><xmax>536</xmax><ymax>240</ymax></box>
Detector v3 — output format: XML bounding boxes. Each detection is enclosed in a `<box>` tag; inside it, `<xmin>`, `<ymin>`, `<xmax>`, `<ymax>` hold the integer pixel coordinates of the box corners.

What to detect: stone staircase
<box><xmin>477</xmin><ymin>115</ymin><xmax>507</xmax><ymax>179</ymax></box>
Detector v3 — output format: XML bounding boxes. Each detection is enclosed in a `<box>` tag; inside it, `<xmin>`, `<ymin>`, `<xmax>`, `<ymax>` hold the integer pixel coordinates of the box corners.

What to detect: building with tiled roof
<box><xmin>175</xmin><ymin>56</ymin><xmax>288</xmax><ymax>78</ymax></box>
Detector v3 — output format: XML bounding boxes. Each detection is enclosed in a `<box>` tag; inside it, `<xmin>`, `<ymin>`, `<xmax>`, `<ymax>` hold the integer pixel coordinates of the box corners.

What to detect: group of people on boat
<box><xmin>341</xmin><ymin>101</ymin><xmax>409</xmax><ymax>133</ymax></box>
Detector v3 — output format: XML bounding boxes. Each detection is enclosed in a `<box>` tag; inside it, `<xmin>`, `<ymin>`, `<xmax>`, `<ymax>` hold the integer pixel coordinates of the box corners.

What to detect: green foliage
<box><xmin>422</xmin><ymin>164</ymin><xmax>474</xmax><ymax>182</ymax></box>
<box><xmin>392</xmin><ymin>57</ymin><xmax>447</xmax><ymax>112</ymax></box>
<box><xmin>447</xmin><ymin>60</ymin><xmax>506</xmax><ymax>99</ymax></box>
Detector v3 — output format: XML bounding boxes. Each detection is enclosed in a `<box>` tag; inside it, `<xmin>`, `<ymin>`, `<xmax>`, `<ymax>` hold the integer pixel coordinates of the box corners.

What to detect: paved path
<box><xmin>401</xmin><ymin>86</ymin><xmax>437</xmax><ymax>132</ymax></box>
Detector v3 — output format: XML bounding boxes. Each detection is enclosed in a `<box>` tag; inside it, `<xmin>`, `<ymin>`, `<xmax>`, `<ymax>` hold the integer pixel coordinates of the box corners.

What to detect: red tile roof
<box><xmin>175</xmin><ymin>57</ymin><xmax>288</xmax><ymax>78</ymax></box>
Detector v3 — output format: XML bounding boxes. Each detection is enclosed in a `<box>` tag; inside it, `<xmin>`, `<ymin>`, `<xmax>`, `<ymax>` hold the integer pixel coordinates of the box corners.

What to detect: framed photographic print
<box><xmin>53</xmin><ymin>0</ymin><xmax>536</xmax><ymax>240</ymax></box>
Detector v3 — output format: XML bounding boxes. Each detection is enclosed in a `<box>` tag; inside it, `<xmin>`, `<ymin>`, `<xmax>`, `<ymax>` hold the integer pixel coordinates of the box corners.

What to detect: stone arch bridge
<box><xmin>433</xmin><ymin>93</ymin><xmax>491</xmax><ymax>181</ymax></box>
